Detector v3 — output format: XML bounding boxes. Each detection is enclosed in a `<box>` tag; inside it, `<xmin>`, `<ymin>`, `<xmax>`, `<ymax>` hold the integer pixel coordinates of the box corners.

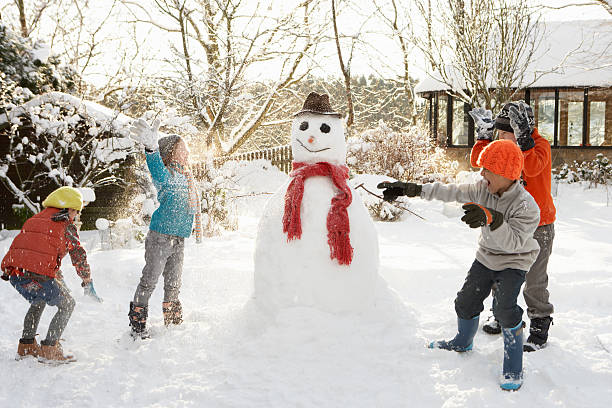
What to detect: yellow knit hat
<box><xmin>42</xmin><ymin>186</ymin><xmax>84</xmax><ymax>211</ymax></box>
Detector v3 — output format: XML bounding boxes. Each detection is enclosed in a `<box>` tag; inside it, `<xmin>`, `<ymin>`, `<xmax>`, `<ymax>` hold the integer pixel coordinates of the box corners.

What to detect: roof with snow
<box><xmin>0</xmin><ymin>91</ymin><xmax>133</xmax><ymax>136</ymax></box>
<box><xmin>415</xmin><ymin>19</ymin><xmax>612</xmax><ymax>94</ymax></box>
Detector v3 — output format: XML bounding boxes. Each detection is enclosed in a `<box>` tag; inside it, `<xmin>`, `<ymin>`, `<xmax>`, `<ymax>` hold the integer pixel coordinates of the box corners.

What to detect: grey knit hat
<box><xmin>495</xmin><ymin>101</ymin><xmax>534</xmax><ymax>133</ymax></box>
<box><xmin>158</xmin><ymin>134</ymin><xmax>184</xmax><ymax>161</ymax></box>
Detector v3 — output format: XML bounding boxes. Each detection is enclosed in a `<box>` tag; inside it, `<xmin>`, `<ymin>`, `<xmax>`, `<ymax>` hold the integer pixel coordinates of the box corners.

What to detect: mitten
<box><xmin>469</xmin><ymin>107</ymin><xmax>495</xmax><ymax>140</ymax></box>
<box><xmin>461</xmin><ymin>202</ymin><xmax>503</xmax><ymax>231</ymax></box>
<box><xmin>129</xmin><ymin>119</ymin><xmax>161</xmax><ymax>151</ymax></box>
<box><xmin>508</xmin><ymin>104</ymin><xmax>535</xmax><ymax>151</ymax></box>
<box><xmin>83</xmin><ymin>281</ymin><xmax>104</xmax><ymax>303</ymax></box>
<box><xmin>377</xmin><ymin>181</ymin><xmax>422</xmax><ymax>202</ymax></box>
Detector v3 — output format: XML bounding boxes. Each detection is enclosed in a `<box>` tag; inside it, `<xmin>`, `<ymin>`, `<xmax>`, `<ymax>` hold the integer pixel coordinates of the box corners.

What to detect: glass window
<box><xmin>558</xmin><ymin>90</ymin><xmax>584</xmax><ymax>146</ymax></box>
<box><xmin>588</xmin><ymin>88</ymin><xmax>611</xmax><ymax>146</ymax></box>
<box><xmin>589</xmin><ymin>101</ymin><xmax>606</xmax><ymax>146</ymax></box>
<box><xmin>437</xmin><ymin>94</ymin><xmax>447</xmax><ymax>145</ymax></box>
<box><xmin>452</xmin><ymin>99</ymin><xmax>468</xmax><ymax>145</ymax></box>
<box><xmin>532</xmin><ymin>90</ymin><xmax>555</xmax><ymax>144</ymax></box>
<box><xmin>425</xmin><ymin>97</ymin><xmax>432</xmax><ymax>135</ymax></box>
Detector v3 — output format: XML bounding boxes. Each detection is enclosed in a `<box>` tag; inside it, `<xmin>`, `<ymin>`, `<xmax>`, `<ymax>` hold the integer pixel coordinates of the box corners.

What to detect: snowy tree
<box><xmin>121</xmin><ymin>0</ymin><xmax>328</xmax><ymax>155</ymax></box>
<box><xmin>411</xmin><ymin>0</ymin><xmax>545</xmax><ymax>110</ymax></box>
<box><xmin>370</xmin><ymin>0</ymin><xmax>419</xmax><ymax>125</ymax></box>
<box><xmin>0</xmin><ymin>92</ymin><xmax>136</xmax><ymax>214</ymax></box>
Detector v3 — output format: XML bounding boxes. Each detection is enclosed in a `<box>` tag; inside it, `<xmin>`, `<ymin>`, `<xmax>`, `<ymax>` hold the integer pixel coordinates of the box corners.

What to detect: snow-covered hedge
<box><xmin>346</xmin><ymin>121</ymin><xmax>459</xmax><ymax>184</ymax></box>
<box><xmin>196</xmin><ymin>158</ymin><xmax>288</xmax><ymax>234</ymax></box>
<box><xmin>0</xmin><ymin>92</ymin><xmax>136</xmax><ymax>214</ymax></box>
<box><xmin>0</xmin><ymin>23</ymin><xmax>78</xmax><ymax>107</ymax></box>
<box><xmin>555</xmin><ymin>154</ymin><xmax>611</xmax><ymax>187</ymax></box>
<box><xmin>349</xmin><ymin>174</ymin><xmax>408</xmax><ymax>221</ymax></box>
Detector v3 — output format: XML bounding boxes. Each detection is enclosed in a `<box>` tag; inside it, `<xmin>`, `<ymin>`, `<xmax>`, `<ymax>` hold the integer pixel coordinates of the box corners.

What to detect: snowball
<box><xmin>95</xmin><ymin>218</ymin><xmax>110</xmax><ymax>230</ymax></box>
<box><xmin>77</xmin><ymin>187</ymin><xmax>96</xmax><ymax>203</ymax></box>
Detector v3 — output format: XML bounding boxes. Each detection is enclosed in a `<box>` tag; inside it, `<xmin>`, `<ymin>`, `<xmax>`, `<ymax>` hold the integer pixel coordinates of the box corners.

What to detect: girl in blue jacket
<box><xmin>128</xmin><ymin>119</ymin><xmax>202</xmax><ymax>339</ymax></box>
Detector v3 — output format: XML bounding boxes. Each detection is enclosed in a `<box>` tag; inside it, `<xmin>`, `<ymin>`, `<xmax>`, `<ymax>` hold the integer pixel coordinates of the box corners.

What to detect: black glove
<box><xmin>508</xmin><ymin>103</ymin><xmax>535</xmax><ymax>151</ymax></box>
<box><xmin>461</xmin><ymin>202</ymin><xmax>503</xmax><ymax>231</ymax></box>
<box><xmin>377</xmin><ymin>181</ymin><xmax>422</xmax><ymax>202</ymax></box>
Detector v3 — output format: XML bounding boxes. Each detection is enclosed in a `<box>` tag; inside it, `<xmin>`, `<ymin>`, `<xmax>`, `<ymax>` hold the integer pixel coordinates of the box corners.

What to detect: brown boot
<box><xmin>16</xmin><ymin>338</ymin><xmax>41</xmax><ymax>360</ymax></box>
<box><xmin>38</xmin><ymin>341</ymin><xmax>76</xmax><ymax>364</ymax></box>
<box><xmin>162</xmin><ymin>301</ymin><xmax>183</xmax><ymax>326</ymax></box>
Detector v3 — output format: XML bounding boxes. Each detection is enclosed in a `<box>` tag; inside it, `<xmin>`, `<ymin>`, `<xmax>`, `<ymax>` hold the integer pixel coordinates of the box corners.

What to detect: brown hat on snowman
<box><xmin>294</xmin><ymin>92</ymin><xmax>341</xmax><ymax>118</ymax></box>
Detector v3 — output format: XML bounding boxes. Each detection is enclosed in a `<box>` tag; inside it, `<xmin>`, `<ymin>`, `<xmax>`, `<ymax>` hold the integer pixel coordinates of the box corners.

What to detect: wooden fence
<box><xmin>193</xmin><ymin>145</ymin><xmax>293</xmax><ymax>178</ymax></box>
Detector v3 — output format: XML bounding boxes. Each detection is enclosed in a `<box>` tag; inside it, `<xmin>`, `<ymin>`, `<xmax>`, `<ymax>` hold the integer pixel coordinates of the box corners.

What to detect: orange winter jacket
<box><xmin>470</xmin><ymin>128</ymin><xmax>556</xmax><ymax>226</ymax></box>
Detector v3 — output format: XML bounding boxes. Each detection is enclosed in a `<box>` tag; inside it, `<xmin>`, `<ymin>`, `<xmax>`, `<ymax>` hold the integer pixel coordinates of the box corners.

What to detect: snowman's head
<box><xmin>291</xmin><ymin>93</ymin><xmax>346</xmax><ymax>165</ymax></box>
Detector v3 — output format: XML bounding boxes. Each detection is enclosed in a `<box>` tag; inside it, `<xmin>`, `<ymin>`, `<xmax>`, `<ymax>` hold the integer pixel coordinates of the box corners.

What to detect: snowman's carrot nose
<box><xmin>308</xmin><ymin>136</ymin><xmax>315</xmax><ymax>144</ymax></box>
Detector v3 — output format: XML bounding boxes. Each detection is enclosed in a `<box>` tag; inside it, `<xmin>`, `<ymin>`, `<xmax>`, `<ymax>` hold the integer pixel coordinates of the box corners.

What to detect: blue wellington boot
<box><xmin>429</xmin><ymin>316</ymin><xmax>479</xmax><ymax>352</ymax></box>
<box><xmin>500</xmin><ymin>322</ymin><xmax>524</xmax><ymax>391</ymax></box>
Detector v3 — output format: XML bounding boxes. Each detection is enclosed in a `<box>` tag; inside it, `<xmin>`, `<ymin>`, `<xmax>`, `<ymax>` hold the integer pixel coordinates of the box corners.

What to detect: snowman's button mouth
<box><xmin>296</xmin><ymin>139</ymin><xmax>331</xmax><ymax>153</ymax></box>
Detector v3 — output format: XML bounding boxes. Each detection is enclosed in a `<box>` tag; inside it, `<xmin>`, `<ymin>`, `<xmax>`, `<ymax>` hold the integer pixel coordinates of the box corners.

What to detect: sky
<box><xmin>0</xmin><ymin>0</ymin><xmax>610</xmax><ymax>88</ymax></box>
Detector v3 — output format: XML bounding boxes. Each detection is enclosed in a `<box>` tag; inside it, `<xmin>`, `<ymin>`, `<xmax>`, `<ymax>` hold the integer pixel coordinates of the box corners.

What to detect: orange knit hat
<box><xmin>476</xmin><ymin>139</ymin><xmax>524</xmax><ymax>180</ymax></box>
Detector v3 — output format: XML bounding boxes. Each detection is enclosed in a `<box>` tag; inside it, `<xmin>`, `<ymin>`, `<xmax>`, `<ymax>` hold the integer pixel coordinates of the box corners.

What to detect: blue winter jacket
<box><xmin>146</xmin><ymin>151</ymin><xmax>195</xmax><ymax>238</ymax></box>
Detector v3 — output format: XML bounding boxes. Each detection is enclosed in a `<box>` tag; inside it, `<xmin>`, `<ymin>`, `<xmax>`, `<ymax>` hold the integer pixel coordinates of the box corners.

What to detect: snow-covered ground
<box><xmin>1</xmin><ymin>181</ymin><xmax>611</xmax><ymax>408</ymax></box>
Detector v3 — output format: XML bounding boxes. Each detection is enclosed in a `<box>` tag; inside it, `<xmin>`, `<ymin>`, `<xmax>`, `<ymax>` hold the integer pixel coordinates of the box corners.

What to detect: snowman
<box><xmin>253</xmin><ymin>92</ymin><xmax>380</xmax><ymax>314</ymax></box>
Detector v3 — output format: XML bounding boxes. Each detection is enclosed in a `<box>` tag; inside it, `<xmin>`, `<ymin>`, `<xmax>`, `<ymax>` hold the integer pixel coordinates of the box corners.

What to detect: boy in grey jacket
<box><xmin>378</xmin><ymin>139</ymin><xmax>540</xmax><ymax>391</ymax></box>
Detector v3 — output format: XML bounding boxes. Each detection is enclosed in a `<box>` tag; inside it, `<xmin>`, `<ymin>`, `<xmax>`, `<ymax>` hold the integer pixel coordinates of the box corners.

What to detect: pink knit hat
<box><xmin>477</xmin><ymin>139</ymin><xmax>524</xmax><ymax>180</ymax></box>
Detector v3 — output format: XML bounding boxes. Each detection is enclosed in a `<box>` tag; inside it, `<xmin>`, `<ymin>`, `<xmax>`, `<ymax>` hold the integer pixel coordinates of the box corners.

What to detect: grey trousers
<box><xmin>524</xmin><ymin>223</ymin><xmax>555</xmax><ymax>319</ymax></box>
<box><xmin>133</xmin><ymin>230</ymin><xmax>184</xmax><ymax>307</ymax></box>
<box><xmin>22</xmin><ymin>279</ymin><xmax>75</xmax><ymax>344</ymax></box>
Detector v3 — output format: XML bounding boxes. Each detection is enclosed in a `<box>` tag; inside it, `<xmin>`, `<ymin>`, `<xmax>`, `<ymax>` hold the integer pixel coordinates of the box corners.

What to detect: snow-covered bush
<box><xmin>347</xmin><ymin>121</ymin><xmax>459</xmax><ymax>183</ymax></box>
<box><xmin>96</xmin><ymin>217</ymin><xmax>141</xmax><ymax>250</ymax></box>
<box><xmin>0</xmin><ymin>23</ymin><xmax>78</xmax><ymax>107</ymax></box>
<box><xmin>196</xmin><ymin>158</ymin><xmax>239</xmax><ymax>236</ymax></box>
<box><xmin>350</xmin><ymin>174</ymin><xmax>410</xmax><ymax>222</ymax></box>
<box><xmin>554</xmin><ymin>154</ymin><xmax>611</xmax><ymax>187</ymax></box>
<box><xmin>0</xmin><ymin>93</ymin><xmax>135</xmax><ymax>214</ymax></box>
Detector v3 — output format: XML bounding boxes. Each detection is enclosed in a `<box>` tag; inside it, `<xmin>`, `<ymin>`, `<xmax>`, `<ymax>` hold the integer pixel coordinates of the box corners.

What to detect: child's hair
<box><xmin>158</xmin><ymin>134</ymin><xmax>184</xmax><ymax>166</ymax></box>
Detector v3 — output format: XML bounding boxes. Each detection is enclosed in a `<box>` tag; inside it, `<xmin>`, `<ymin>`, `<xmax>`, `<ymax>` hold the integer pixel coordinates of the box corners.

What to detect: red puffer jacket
<box><xmin>1</xmin><ymin>208</ymin><xmax>69</xmax><ymax>279</ymax></box>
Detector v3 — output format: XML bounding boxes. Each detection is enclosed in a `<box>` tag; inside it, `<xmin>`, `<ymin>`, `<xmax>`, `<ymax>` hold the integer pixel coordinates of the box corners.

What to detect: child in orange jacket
<box><xmin>469</xmin><ymin>101</ymin><xmax>556</xmax><ymax>351</ymax></box>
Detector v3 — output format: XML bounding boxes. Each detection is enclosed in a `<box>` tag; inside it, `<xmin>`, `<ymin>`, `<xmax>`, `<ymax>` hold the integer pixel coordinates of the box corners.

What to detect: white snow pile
<box><xmin>0</xmin><ymin>178</ymin><xmax>611</xmax><ymax>407</ymax></box>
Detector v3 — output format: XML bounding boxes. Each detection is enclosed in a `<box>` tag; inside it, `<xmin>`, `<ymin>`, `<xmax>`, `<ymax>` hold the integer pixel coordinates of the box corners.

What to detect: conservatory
<box><xmin>415</xmin><ymin>19</ymin><xmax>612</xmax><ymax>166</ymax></box>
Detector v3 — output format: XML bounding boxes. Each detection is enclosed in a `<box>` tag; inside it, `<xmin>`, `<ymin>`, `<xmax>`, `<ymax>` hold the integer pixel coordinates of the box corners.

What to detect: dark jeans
<box><xmin>455</xmin><ymin>260</ymin><xmax>526</xmax><ymax>328</ymax></box>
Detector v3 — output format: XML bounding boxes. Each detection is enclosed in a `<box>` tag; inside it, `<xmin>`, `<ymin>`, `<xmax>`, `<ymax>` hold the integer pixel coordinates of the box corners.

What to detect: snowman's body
<box><xmin>254</xmin><ymin>108</ymin><xmax>380</xmax><ymax>314</ymax></box>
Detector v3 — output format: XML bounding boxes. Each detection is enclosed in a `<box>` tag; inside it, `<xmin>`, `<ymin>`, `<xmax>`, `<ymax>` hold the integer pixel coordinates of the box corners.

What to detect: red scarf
<box><xmin>283</xmin><ymin>161</ymin><xmax>353</xmax><ymax>265</ymax></box>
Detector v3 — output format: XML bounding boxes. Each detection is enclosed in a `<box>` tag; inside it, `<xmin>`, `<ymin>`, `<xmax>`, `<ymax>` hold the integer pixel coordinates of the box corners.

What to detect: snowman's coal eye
<box><xmin>299</xmin><ymin>121</ymin><xmax>309</xmax><ymax>131</ymax></box>
<box><xmin>320</xmin><ymin>123</ymin><xmax>331</xmax><ymax>133</ymax></box>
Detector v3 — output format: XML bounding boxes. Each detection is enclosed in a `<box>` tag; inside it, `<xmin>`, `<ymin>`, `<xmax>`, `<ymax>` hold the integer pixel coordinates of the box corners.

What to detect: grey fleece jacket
<box><xmin>421</xmin><ymin>179</ymin><xmax>540</xmax><ymax>272</ymax></box>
